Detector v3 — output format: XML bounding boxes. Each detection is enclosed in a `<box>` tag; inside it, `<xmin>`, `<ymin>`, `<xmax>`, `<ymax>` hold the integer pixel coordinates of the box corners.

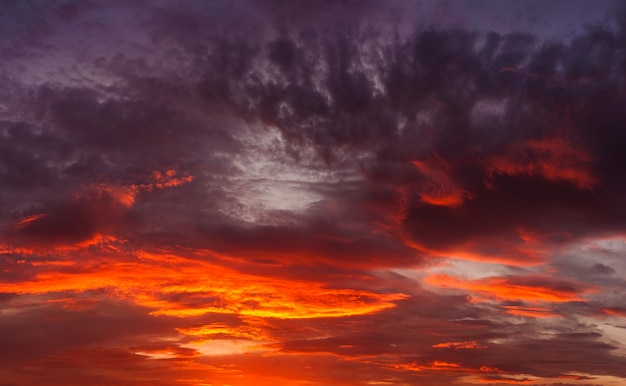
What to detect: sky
<box><xmin>1</xmin><ymin>0</ymin><xmax>626</xmax><ymax>385</ymax></box>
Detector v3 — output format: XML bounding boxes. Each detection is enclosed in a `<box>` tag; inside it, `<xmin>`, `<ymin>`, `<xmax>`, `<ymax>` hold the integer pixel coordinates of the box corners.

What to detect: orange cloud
<box><xmin>0</xmin><ymin>242</ymin><xmax>35</xmax><ymax>256</ymax></box>
<box><xmin>423</xmin><ymin>274</ymin><xmax>592</xmax><ymax>303</ymax></box>
<box><xmin>476</xmin><ymin>376</ymin><xmax>533</xmax><ymax>384</ymax></box>
<box><xmin>393</xmin><ymin>360</ymin><xmax>463</xmax><ymax>372</ymax></box>
<box><xmin>128</xmin><ymin>169</ymin><xmax>194</xmax><ymax>195</ymax></box>
<box><xmin>93</xmin><ymin>169</ymin><xmax>194</xmax><ymax>208</ymax></box>
<box><xmin>402</xmin><ymin>238</ymin><xmax>544</xmax><ymax>267</ymax></box>
<box><xmin>132</xmin><ymin>344</ymin><xmax>202</xmax><ymax>359</ymax></box>
<box><xmin>479</xmin><ymin>366</ymin><xmax>502</xmax><ymax>373</ymax></box>
<box><xmin>90</xmin><ymin>184</ymin><xmax>138</xmax><ymax>208</ymax></box>
<box><xmin>432</xmin><ymin>340</ymin><xmax>487</xmax><ymax>349</ymax></box>
<box><xmin>176</xmin><ymin>322</ymin><xmax>270</xmax><ymax>341</ymax></box>
<box><xmin>0</xmin><ymin>250</ymin><xmax>407</xmax><ymax>320</ymax></box>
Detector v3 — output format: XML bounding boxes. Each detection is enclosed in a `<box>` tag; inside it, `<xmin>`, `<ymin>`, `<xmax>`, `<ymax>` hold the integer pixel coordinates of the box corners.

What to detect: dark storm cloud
<box><xmin>178</xmin><ymin>2</ymin><xmax>626</xmax><ymax>263</ymax></box>
<box><xmin>2</xmin><ymin>0</ymin><xmax>625</xmax><ymax>262</ymax></box>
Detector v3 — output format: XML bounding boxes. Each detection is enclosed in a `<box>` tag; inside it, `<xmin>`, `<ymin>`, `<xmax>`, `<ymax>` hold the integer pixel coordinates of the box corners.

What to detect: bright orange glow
<box><xmin>393</xmin><ymin>360</ymin><xmax>463</xmax><ymax>372</ymax></box>
<box><xmin>476</xmin><ymin>376</ymin><xmax>533</xmax><ymax>384</ymax></box>
<box><xmin>420</xmin><ymin>191</ymin><xmax>466</xmax><ymax>207</ymax></box>
<box><xmin>176</xmin><ymin>322</ymin><xmax>270</xmax><ymax>341</ymax></box>
<box><xmin>133</xmin><ymin>344</ymin><xmax>201</xmax><ymax>359</ymax></box>
<box><xmin>423</xmin><ymin>274</ymin><xmax>592</xmax><ymax>303</ymax></box>
<box><xmin>432</xmin><ymin>340</ymin><xmax>486</xmax><ymax>349</ymax></box>
<box><xmin>432</xmin><ymin>361</ymin><xmax>461</xmax><ymax>368</ymax></box>
<box><xmin>0</xmin><ymin>250</ymin><xmax>407</xmax><ymax>320</ymax></box>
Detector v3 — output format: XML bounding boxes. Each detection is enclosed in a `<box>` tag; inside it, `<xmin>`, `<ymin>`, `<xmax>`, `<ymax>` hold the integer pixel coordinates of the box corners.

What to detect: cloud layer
<box><xmin>1</xmin><ymin>1</ymin><xmax>626</xmax><ymax>385</ymax></box>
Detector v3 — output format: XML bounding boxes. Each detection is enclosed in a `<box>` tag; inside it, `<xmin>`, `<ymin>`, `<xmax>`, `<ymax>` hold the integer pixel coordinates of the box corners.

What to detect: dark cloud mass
<box><xmin>1</xmin><ymin>1</ymin><xmax>626</xmax><ymax>385</ymax></box>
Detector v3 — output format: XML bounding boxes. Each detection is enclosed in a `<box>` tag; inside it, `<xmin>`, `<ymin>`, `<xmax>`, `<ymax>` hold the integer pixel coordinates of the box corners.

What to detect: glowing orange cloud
<box><xmin>432</xmin><ymin>340</ymin><xmax>486</xmax><ymax>349</ymax></box>
<box><xmin>423</xmin><ymin>274</ymin><xmax>592</xmax><ymax>303</ymax></box>
<box><xmin>94</xmin><ymin>169</ymin><xmax>194</xmax><ymax>208</ymax></box>
<box><xmin>0</xmin><ymin>250</ymin><xmax>407</xmax><ymax>320</ymax></box>
<box><xmin>132</xmin><ymin>169</ymin><xmax>193</xmax><ymax>191</ymax></box>
<box><xmin>52</xmin><ymin>233</ymin><xmax>122</xmax><ymax>252</ymax></box>
<box><xmin>132</xmin><ymin>344</ymin><xmax>202</xmax><ymax>359</ymax></box>
<box><xmin>91</xmin><ymin>183</ymin><xmax>138</xmax><ymax>208</ymax></box>
<box><xmin>476</xmin><ymin>376</ymin><xmax>533</xmax><ymax>384</ymax></box>
<box><xmin>176</xmin><ymin>321</ymin><xmax>270</xmax><ymax>341</ymax></box>
<box><xmin>0</xmin><ymin>242</ymin><xmax>34</xmax><ymax>256</ymax></box>
<box><xmin>393</xmin><ymin>360</ymin><xmax>462</xmax><ymax>372</ymax></box>
<box><xmin>401</xmin><ymin>238</ymin><xmax>544</xmax><ymax>267</ymax></box>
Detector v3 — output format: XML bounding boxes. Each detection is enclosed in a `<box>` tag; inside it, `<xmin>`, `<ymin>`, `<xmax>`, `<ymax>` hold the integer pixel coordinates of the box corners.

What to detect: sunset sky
<box><xmin>2</xmin><ymin>1</ymin><xmax>626</xmax><ymax>385</ymax></box>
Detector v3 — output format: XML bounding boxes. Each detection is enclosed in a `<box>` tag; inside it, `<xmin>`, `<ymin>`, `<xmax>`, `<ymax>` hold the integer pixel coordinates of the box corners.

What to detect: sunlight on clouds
<box><xmin>176</xmin><ymin>321</ymin><xmax>272</xmax><ymax>349</ymax></box>
<box><xmin>501</xmin><ymin>305</ymin><xmax>560</xmax><ymax>318</ymax></box>
<box><xmin>0</xmin><ymin>250</ymin><xmax>407</xmax><ymax>320</ymax></box>
<box><xmin>432</xmin><ymin>341</ymin><xmax>486</xmax><ymax>349</ymax></box>
<box><xmin>182</xmin><ymin>339</ymin><xmax>269</xmax><ymax>357</ymax></box>
<box><xmin>2</xmin><ymin>1</ymin><xmax>626</xmax><ymax>385</ymax></box>
<box><xmin>422</xmin><ymin>273</ymin><xmax>594</xmax><ymax>303</ymax></box>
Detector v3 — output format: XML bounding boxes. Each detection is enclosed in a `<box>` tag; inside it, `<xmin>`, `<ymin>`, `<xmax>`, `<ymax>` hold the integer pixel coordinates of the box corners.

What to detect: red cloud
<box><xmin>423</xmin><ymin>274</ymin><xmax>594</xmax><ymax>303</ymax></box>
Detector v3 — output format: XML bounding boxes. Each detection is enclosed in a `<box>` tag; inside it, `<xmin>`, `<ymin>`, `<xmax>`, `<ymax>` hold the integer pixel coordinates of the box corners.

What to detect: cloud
<box><xmin>1</xmin><ymin>1</ymin><xmax>626</xmax><ymax>385</ymax></box>
<box><xmin>423</xmin><ymin>273</ymin><xmax>595</xmax><ymax>303</ymax></box>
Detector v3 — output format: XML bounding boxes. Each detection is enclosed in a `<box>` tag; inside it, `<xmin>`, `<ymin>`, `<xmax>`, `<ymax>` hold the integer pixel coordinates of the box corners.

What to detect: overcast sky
<box><xmin>2</xmin><ymin>1</ymin><xmax>626</xmax><ymax>385</ymax></box>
